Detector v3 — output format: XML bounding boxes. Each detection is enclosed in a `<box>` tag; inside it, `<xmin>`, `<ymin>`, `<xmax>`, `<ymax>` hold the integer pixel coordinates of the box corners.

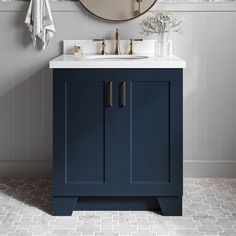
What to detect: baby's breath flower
<box><xmin>139</xmin><ymin>11</ymin><xmax>184</xmax><ymax>38</ymax></box>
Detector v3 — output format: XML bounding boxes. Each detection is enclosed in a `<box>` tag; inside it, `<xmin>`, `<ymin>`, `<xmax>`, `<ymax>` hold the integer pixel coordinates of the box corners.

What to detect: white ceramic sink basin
<box><xmin>86</xmin><ymin>55</ymin><xmax>149</xmax><ymax>60</ymax></box>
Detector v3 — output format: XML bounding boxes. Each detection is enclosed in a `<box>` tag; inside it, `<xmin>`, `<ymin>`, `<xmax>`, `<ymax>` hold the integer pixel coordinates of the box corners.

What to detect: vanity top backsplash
<box><xmin>63</xmin><ymin>40</ymin><xmax>157</xmax><ymax>55</ymax></box>
<box><xmin>49</xmin><ymin>40</ymin><xmax>186</xmax><ymax>69</ymax></box>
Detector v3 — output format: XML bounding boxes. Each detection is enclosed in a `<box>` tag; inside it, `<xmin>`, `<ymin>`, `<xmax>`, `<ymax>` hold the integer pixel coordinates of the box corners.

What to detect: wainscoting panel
<box><xmin>0</xmin><ymin>2</ymin><xmax>236</xmax><ymax>176</ymax></box>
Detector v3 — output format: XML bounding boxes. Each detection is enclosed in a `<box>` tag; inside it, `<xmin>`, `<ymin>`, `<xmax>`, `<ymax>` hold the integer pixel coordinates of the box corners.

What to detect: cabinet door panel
<box><xmin>54</xmin><ymin>69</ymin><xmax>117</xmax><ymax>196</ymax></box>
<box><xmin>67</xmin><ymin>81</ymin><xmax>105</xmax><ymax>183</ymax></box>
<box><xmin>131</xmin><ymin>81</ymin><xmax>170</xmax><ymax>183</ymax></box>
<box><xmin>118</xmin><ymin>69</ymin><xmax>182</xmax><ymax>196</ymax></box>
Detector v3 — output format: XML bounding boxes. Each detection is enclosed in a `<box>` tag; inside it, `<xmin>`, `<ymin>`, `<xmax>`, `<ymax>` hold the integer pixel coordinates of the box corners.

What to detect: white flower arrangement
<box><xmin>139</xmin><ymin>11</ymin><xmax>184</xmax><ymax>40</ymax></box>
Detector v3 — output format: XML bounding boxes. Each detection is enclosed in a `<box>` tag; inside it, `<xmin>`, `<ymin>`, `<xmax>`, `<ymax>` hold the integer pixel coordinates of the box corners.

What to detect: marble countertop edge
<box><xmin>49</xmin><ymin>54</ymin><xmax>186</xmax><ymax>69</ymax></box>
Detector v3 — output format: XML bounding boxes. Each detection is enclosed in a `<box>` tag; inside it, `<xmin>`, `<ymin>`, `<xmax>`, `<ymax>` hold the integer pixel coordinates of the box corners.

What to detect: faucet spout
<box><xmin>114</xmin><ymin>29</ymin><xmax>121</xmax><ymax>55</ymax></box>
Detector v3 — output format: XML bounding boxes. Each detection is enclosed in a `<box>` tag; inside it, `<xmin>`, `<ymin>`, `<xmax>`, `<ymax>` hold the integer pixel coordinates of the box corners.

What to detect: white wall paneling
<box><xmin>0</xmin><ymin>2</ymin><xmax>236</xmax><ymax>176</ymax></box>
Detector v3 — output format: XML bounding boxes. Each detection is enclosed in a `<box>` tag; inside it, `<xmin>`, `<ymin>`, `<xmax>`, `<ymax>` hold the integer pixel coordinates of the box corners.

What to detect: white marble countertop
<box><xmin>49</xmin><ymin>54</ymin><xmax>186</xmax><ymax>69</ymax></box>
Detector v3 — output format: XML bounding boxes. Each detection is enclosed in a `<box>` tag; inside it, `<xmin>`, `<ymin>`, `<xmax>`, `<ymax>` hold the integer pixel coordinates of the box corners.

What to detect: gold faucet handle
<box><xmin>92</xmin><ymin>39</ymin><xmax>107</xmax><ymax>55</ymax></box>
<box><xmin>128</xmin><ymin>38</ymin><xmax>143</xmax><ymax>55</ymax></box>
<box><xmin>93</xmin><ymin>39</ymin><xmax>105</xmax><ymax>42</ymax></box>
<box><xmin>132</xmin><ymin>39</ymin><xmax>143</xmax><ymax>42</ymax></box>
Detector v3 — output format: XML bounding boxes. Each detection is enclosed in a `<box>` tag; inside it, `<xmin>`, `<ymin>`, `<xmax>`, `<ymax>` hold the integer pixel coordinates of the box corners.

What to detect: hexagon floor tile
<box><xmin>0</xmin><ymin>178</ymin><xmax>236</xmax><ymax>236</ymax></box>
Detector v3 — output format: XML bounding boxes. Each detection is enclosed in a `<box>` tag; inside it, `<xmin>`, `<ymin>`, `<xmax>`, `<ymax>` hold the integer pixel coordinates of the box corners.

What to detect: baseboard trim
<box><xmin>184</xmin><ymin>161</ymin><xmax>236</xmax><ymax>177</ymax></box>
<box><xmin>0</xmin><ymin>160</ymin><xmax>235</xmax><ymax>177</ymax></box>
<box><xmin>0</xmin><ymin>161</ymin><xmax>52</xmax><ymax>177</ymax></box>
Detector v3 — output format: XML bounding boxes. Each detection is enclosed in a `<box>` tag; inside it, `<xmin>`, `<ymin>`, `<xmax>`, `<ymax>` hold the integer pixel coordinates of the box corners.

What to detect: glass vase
<box><xmin>155</xmin><ymin>35</ymin><xmax>172</xmax><ymax>58</ymax></box>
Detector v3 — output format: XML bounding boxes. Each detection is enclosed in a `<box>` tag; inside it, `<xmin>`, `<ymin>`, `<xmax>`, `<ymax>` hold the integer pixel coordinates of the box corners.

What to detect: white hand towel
<box><xmin>25</xmin><ymin>0</ymin><xmax>55</xmax><ymax>50</ymax></box>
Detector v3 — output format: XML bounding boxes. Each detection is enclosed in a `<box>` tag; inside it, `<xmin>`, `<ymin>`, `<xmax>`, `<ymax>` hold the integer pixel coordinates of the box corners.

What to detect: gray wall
<box><xmin>0</xmin><ymin>2</ymin><xmax>236</xmax><ymax>177</ymax></box>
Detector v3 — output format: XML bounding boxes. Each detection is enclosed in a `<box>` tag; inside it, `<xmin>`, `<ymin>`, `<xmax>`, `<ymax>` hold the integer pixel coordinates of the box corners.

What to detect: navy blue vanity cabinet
<box><xmin>53</xmin><ymin>69</ymin><xmax>183</xmax><ymax>216</ymax></box>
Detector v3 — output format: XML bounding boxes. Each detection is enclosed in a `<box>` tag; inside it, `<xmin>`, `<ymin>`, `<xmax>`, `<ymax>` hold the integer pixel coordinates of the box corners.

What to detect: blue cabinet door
<box><xmin>53</xmin><ymin>69</ymin><xmax>117</xmax><ymax>196</ymax></box>
<box><xmin>118</xmin><ymin>69</ymin><xmax>183</xmax><ymax>196</ymax></box>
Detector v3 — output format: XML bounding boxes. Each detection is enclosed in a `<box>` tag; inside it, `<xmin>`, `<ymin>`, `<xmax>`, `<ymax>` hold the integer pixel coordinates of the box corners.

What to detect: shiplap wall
<box><xmin>0</xmin><ymin>2</ymin><xmax>236</xmax><ymax>176</ymax></box>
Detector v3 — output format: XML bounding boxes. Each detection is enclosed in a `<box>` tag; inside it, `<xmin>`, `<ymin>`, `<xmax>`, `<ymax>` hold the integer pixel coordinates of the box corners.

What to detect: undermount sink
<box><xmin>86</xmin><ymin>55</ymin><xmax>149</xmax><ymax>60</ymax></box>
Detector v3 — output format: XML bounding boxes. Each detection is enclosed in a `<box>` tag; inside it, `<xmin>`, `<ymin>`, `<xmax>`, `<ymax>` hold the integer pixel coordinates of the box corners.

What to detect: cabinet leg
<box><xmin>53</xmin><ymin>196</ymin><xmax>77</xmax><ymax>216</ymax></box>
<box><xmin>158</xmin><ymin>197</ymin><xmax>182</xmax><ymax>216</ymax></box>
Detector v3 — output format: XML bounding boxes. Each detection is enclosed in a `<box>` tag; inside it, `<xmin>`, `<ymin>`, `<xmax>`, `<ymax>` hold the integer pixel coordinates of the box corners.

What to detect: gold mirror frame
<box><xmin>79</xmin><ymin>0</ymin><xmax>158</xmax><ymax>22</ymax></box>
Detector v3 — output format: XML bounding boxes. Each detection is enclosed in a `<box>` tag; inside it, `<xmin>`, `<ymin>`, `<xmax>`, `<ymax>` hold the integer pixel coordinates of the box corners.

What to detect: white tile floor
<box><xmin>0</xmin><ymin>178</ymin><xmax>236</xmax><ymax>236</ymax></box>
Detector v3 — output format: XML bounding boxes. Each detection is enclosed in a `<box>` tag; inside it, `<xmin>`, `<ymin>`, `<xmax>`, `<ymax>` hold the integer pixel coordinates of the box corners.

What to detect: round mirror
<box><xmin>79</xmin><ymin>0</ymin><xmax>157</xmax><ymax>22</ymax></box>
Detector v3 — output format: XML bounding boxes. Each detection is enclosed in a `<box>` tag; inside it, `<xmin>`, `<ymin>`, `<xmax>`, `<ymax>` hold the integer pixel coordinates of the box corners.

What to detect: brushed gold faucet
<box><xmin>114</xmin><ymin>29</ymin><xmax>121</xmax><ymax>55</ymax></box>
<box><xmin>93</xmin><ymin>29</ymin><xmax>143</xmax><ymax>55</ymax></box>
